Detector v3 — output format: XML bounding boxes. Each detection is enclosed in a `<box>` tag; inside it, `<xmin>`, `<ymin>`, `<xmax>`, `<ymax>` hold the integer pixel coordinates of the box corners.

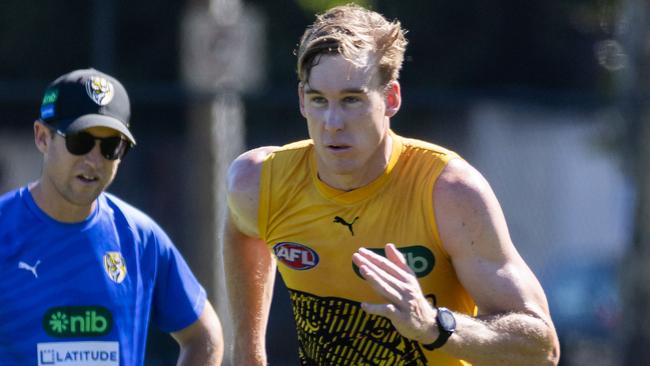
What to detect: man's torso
<box><xmin>259</xmin><ymin>133</ymin><xmax>475</xmax><ymax>365</ymax></box>
<box><xmin>0</xmin><ymin>188</ymin><xmax>158</xmax><ymax>365</ymax></box>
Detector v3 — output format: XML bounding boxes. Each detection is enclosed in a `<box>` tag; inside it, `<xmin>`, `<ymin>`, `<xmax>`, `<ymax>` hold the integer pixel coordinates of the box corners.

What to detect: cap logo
<box><xmin>85</xmin><ymin>76</ymin><xmax>114</xmax><ymax>106</ymax></box>
<box><xmin>40</xmin><ymin>88</ymin><xmax>58</xmax><ymax>119</ymax></box>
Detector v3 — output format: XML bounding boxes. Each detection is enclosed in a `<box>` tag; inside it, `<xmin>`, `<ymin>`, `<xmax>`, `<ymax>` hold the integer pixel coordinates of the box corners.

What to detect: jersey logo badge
<box><xmin>273</xmin><ymin>242</ymin><xmax>319</xmax><ymax>270</ymax></box>
<box><xmin>352</xmin><ymin>245</ymin><xmax>436</xmax><ymax>279</ymax></box>
<box><xmin>43</xmin><ymin>306</ymin><xmax>113</xmax><ymax>337</ymax></box>
<box><xmin>86</xmin><ymin>76</ymin><xmax>114</xmax><ymax>105</ymax></box>
<box><xmin>18</xmin><ymin>259</ymin><xmax>41</xmax><ymax>278</ymax></box>
<box><xmin>333</xmin><ymin>216</ymin><xmax>359</xmax><ymax>236</ymax></box>
<box><xmin>103</xmin><ymin>252</ymin><xmax>127</xmax><ymax>283</ymax></box>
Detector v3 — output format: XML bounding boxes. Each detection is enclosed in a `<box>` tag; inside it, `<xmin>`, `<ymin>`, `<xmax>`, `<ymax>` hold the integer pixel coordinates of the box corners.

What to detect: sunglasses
<box><xmin>44</xmin><ymin>123</ymin><xmax>131</xmax><ymax>160</ymax></box>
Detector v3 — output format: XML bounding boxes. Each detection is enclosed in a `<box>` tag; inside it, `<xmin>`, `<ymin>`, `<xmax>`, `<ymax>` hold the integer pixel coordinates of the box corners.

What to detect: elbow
<box><xmin>546</xmin><ymin>341</ymin><xmax>560</xmax><ymax>366</ymax></box>
<box><xmin>518</xmin><ymin>318</ymin><xmax>560</xmax><ymax>366</ymax></box>
<box><xmin>538</xmin><ymin>326</ymin><xmax>560</xmax><ymax>366</ymax></box>
<box><xmin>211</xmin><ymin>327</ymin><xmax>225</xmax><ymax>365</ymax></box>
<box><xmin>520</xmin><ymin>338</ymin><xmax>559</xmax><ymax>366</ymax></box>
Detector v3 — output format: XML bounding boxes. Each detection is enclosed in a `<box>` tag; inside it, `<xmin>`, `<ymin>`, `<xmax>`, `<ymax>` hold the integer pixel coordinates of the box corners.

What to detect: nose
<box><xmin>84</xmin><ymin>140</ymin><xmax>105</xmax><ymax>165</ymax></box>
<box><xmin>324</xmin><ymin>104</ymin><xmax>344</xmax><ymax>132</ymax></box>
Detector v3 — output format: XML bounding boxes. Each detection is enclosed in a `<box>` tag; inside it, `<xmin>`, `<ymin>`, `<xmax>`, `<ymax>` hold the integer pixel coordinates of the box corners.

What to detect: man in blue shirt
<box><xmin>0</xmin><ymin>69</ymin><xmax>223</xmax><ymax>365</ymax></box>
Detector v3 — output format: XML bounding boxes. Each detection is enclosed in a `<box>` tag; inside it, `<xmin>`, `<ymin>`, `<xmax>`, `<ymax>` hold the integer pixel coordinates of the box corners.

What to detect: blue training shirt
<box><xmin>0</xmin><ymin>187</ymin><xmax>206</xmax><ymax>366</ymax></box>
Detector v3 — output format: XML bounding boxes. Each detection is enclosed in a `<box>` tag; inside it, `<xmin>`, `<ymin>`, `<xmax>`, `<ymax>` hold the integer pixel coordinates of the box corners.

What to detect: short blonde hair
<box><xmin>296</xmin><ymin>4</ymin><xmax>408</xmax><ymax>88</ymax></box>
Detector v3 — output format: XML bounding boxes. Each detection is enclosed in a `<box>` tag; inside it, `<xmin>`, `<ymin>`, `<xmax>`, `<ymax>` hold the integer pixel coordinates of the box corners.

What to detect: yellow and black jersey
<box><xmin>259</xmin><ymin>132</ymin><xmax>476</xmax><ymax>365</ymax></box>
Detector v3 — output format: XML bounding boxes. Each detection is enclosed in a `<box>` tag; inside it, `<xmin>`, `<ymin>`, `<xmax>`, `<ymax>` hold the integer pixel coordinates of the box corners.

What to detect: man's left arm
<box><xmin>171</xmin><ymin>301</ymin><xmax>223</xmax><ymax>366</ymax></box>
<box><xmin>353</xmin><ymin>158</ymin><xmax>560</xmax><ymax>365</ymax></box>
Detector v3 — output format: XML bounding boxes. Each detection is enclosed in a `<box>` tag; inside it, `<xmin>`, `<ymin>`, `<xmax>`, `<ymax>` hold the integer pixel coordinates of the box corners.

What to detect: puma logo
<box><xmin>333</xmin><ymin>216</ymin><xmax>359</xmax><ymax>236</ymax></box>
<box><xmin>18</xmin><ymin>260</ymin><xmax>41</xmax><ymax>278</ymax></box>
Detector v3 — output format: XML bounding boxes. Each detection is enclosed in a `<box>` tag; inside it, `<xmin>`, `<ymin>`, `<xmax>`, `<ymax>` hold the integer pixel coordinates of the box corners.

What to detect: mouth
<box><xmin>76</xmin><ymin>174</ymin><xmax>99</xmax><ymax>184</ymax></box>
<box><xmin>326</xmin><ymin>144</ymin><xmax>351</xmax><ymax>151</ymax></box>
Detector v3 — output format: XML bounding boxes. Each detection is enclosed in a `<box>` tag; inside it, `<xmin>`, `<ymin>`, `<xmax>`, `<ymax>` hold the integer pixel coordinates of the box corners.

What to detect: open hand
<box><xmin>352</xmin><ymin>243</ymin><xmax>439</xmax><ymax>344</ymax></box>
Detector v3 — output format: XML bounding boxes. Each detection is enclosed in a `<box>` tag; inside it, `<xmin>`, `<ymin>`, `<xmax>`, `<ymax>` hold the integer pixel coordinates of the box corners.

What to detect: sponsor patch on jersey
<box><xmin>273</xmin><ymin>242</ymin><xmax>319</xmax><ymax>270</ymax></box>
<box><xmin>353</xmin><ymin>245</ymin><xmax>435</xmax><ymax>279</ymax></box>
<box><xmin>103</xmin><ymin>252</ymin><xmax>127</xmax><ymax>284</ymax></box>
<box><xmin>37</xmin><ymin>341</ymin><xmax>119</xmax><ymax>366</ymax></box>
<box><xmin>85</xmin><ymin>76</ymin><xmax>114</xmax><ymax>106</ymax></box>
<box><xmin>43</xmin><ymin>306</ymin><xmax>113</xmax><ymax>337</ymax></box>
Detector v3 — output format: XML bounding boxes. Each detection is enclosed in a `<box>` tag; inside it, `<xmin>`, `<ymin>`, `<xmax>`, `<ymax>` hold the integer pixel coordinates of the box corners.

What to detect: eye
<box><xmin>343</xmin><ymin>96</ymin><xmax>362</xmax><ymax>104</ymax></box>
<box><xmin>310</xmin><ymin>96</ymin><xmax>327</xmax><ymax>106</ymax></box>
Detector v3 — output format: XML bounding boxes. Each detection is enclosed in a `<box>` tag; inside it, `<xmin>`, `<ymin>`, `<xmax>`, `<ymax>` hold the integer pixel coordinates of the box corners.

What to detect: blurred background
<box><xmin>1</xmin><ymin>0</ymin><xmax>648</xmax><ymax>365</ymax></box>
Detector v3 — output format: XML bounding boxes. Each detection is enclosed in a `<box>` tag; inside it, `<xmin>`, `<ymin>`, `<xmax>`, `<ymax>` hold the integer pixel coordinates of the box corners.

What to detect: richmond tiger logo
<box><xmin>103</xmin><ymin>252</ymin><xmax>127</xmax><ymax>284</ymax></box>
<box><xmin>85</xmin><ymin>76</ymin><xmax>114</xmax><ymax>105</ymax></box>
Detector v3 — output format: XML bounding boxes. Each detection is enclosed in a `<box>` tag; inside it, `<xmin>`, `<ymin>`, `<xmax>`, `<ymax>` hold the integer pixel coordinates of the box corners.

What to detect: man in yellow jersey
<box><xmin>224</xmin><ymin>4</ymin><xmax>560</xmax><ymax>365</ymax></box>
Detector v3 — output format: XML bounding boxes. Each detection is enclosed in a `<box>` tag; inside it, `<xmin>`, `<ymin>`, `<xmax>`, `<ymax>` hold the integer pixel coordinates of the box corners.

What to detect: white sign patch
<box><xmin>37</xmin><ymin>342</ymin><xmax>119</xmax><ymax>366</ymax></box>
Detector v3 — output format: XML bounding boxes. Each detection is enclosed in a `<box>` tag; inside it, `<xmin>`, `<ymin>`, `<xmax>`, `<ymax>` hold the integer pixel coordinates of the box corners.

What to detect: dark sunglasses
<box><xmin>44</xmin><ymin>123</ymin><xmax>131</xmax><ymax>160</ymax></box>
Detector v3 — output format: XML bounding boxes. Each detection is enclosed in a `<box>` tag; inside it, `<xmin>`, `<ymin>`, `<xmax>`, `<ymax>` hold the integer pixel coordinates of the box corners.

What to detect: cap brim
<box><xmin>66</xmin><ymin>114</ymin><xmax>136</xmax><ymax>145</ymax></box>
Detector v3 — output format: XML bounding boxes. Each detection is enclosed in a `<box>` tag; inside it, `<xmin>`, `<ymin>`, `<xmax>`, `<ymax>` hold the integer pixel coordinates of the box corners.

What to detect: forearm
<box><xmin>224</xmin><ymin>225</ymin><xmax>276</xmax><ymax>365</ymax></box>
<box><xmin>173</xmin><ymin>302</ymin><xmax>223</xmax><ymax>366</ymax></box>
<box><xmin>226</xmin><ymin>266</ymin><xmax>274</xmax><ymax>365</ymax></box>
<box><xmin>177</xmin><ymin>340</ymin><xmax>222</xmax><ymax>366</ymax></box>
<box><xmin>229</xmin><ymin>300</ymin><xmax>270</xmax><ymax>366</ymax></box>
<box><xmin>442</xmin><ymin>312</ymin><xmax>559</xmax><ymax>366</ymax></box>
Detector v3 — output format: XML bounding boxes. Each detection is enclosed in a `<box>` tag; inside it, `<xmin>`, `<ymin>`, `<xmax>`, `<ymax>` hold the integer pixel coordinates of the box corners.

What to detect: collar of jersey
<box><xmin>311</xmin><ymin>131</ymin><xmax>403</xmax><ymax>204</ymax></box>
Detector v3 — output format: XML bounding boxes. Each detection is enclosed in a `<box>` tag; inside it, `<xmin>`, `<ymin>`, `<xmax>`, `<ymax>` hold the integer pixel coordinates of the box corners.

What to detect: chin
<box><xmin>68</xmin><ymin>189</ymin><xmax>104</xmax><ymax>206</ymax></box>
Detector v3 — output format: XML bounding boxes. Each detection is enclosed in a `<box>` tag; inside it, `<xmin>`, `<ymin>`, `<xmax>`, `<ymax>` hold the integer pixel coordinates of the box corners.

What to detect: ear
<box><xmin>298</xmin><ymin>82</ymin><xmax>307</xmax><ymax>118</ymax></box>
<box><xmin>33</xmin><ymin>120</ymin><xmax>51</xmax><ymax>154</ymax></box>
<box><xmin>384</xmin><ymin>81</ymin><xmax>401</xmax><ymax>118</ymax></box>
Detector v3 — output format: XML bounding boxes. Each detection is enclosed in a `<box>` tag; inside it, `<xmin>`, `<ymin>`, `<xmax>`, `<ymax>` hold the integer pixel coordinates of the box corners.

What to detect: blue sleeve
<box><xmin>151</xmin><ymin>227</ymin><xmax>207</xmax><ymax>333</ymax></box>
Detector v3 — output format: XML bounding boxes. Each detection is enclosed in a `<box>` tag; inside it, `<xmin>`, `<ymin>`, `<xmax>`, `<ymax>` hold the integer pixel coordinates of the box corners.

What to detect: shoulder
<box><xmin>434</xmin><ymin>158</ymin><xmax>508</xmax><ymax>258</ymax></box>
<box><xmin>399</xmin><ymin>135</ymin><xmax>458</xmax><ymax>158</ymax></box>
<box><xmin>0</xmin><ymin>187</ymin><xmax>25</xmax><ymax>230</ymax></box>
<box><xmin>227</xmin><ymin>146</ymin><xmax>280</xmax><ymax>196</ymax></box>
<box><xmin>102</xmin><ymin>193</ymin><xmax>152</xmax><ymax>224</ymax></box>
<box><xmin>226</xmin><ymin>146</ymin><xmax>280</xmax><ymax>236</ymax></box>
<box><xmin>435</xmin><ymin>158</ymin><xmax>490</xmax><ymax>206</ymax></box>
<box><xmin>227</xmin><ymin>141</ymin><xmax>312</xmax><ymax>189</ymax></box>
<box><xmin>101</xmin><ymin>193</ymin><xmax>170</xmax><ymax>242</ymax></box>
<box><xmin>0</xmin><ymin>187</ymin><xmax>22</xmax><ymax>209</ymax></box>
<box><xmin>393</xmin><ymin>134</ymin><xmax>461</xmax><ymax>174</ymax></box>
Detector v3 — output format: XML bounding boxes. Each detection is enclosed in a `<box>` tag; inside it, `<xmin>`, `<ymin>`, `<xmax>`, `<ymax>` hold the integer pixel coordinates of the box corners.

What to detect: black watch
<box><xmin>422</xmin><ymin>307</ymin><xmax>456</xmax><ymax>350</ymax></box>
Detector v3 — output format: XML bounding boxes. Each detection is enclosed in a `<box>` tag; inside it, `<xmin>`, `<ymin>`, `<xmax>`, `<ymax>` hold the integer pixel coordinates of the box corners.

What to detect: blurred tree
<box><xmin>244</xmin><ymin>0</ymin><xmax>614</xmax><ymax>95</ymax></box>
<box><xmin>295</xmin><ymin>0</ymin><xmax>374</xmax><ymax>14</ymax></box>
<box><xmin>622</xmin><ymin>0</ymin><xmax>650</xmax><ymax>362</ymax></box>
<box><xmin>0</xmin><ymin>0</ymin><xmax>90</xmax><ymax>79</ymax></box>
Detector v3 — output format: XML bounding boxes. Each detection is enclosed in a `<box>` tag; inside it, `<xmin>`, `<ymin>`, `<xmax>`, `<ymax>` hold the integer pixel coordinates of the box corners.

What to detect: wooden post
<box><xmin>180</xmin><ymin>1</ymin><xmax>264</xmax><ymax>363</ymax></box>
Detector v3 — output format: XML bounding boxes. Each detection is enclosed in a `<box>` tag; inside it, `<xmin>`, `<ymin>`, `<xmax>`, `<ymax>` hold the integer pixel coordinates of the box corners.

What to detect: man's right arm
<box><xmin>224</xmin><ymin>146</ymin><xmax>278</xmax><ymax>366</ymax></box>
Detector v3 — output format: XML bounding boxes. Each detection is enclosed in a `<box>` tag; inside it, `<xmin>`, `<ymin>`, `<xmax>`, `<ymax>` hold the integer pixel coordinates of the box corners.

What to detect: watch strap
<box><xmin>421</xmin><ymin>329</ymin><xmax>452</xmax><ymax>350</ymax></box>
<box><xmin>422</xmin><ymin>307</ymin><xmax>455</xmax><ymax>351</ymax></box>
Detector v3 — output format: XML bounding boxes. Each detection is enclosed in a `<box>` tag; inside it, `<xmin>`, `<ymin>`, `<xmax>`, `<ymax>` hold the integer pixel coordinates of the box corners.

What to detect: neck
<box><xmin>29</xmin><ymin>181</ymin><xmax>96</xmax><ymax>223</ymax></box>
<box><xmin>318</xmin><ymin>133</ymin><xmax>393</xmax><ymax>191</ymax></box>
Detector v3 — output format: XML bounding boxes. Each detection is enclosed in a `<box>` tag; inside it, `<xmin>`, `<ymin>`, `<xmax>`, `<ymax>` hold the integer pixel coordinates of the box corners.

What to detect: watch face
<box><xmin>438</xmin><ymin>308</ymin><xmax>456</xmax><ymax>331</ymax></box>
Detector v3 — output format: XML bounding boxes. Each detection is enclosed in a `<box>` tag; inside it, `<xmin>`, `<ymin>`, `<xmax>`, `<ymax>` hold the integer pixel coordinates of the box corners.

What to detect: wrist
<box><xmin>421</xmin><ymin>307</ymin><xmax>456</xmax><ymax>350</ymax></box>
<box><xmin>420</xmin><ymin>307</ymin><xmax>440</xmax><ymax>344</ymax></box>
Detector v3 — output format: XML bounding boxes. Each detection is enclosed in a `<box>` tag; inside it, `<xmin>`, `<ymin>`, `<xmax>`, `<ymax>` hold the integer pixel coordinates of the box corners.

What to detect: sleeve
<box><xmin>151</xmin><ymin>227</ymin><xmax>207</xmax><ymax>333</ymax></box>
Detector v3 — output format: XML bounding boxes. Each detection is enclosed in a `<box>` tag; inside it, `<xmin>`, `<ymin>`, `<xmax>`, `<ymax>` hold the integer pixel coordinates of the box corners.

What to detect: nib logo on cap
<box><xmin>85</xmin><ymin>76</ymin><xmax>114</xmax><ymax>106</ymax></box>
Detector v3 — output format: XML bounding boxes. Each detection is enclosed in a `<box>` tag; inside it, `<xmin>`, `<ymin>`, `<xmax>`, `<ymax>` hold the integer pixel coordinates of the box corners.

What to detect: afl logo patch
<box><xmin>103</xmin><ymin>252</ymin><xmax>127</xmax><ymax>283</ymax></box>
<box><xmin>273</xmin><ymin>242</ymin><xmax>319</xmax><ymax>270</ymax></box>
<box><xmin>86</xmin><ymin>76</ymin><xmax>114</xmax><ymax>105</ymax></box>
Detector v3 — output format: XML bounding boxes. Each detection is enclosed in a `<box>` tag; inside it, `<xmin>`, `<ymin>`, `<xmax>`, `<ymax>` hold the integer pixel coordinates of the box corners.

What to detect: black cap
<box><xmin>39</xmin><ymin>68</ymin><xmax>136</xmax><ymax>145</ymax></box>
